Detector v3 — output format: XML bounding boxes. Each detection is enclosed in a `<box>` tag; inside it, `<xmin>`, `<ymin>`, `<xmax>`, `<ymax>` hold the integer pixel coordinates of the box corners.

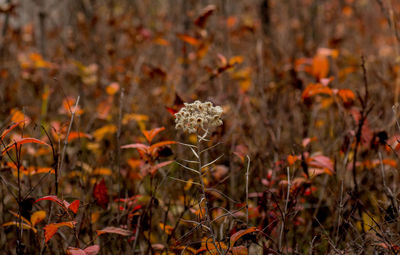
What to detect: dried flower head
<box><xmin>175</xmin><ymin>100</ymin><xmax>223</xmax><ymax>133</ymax></box>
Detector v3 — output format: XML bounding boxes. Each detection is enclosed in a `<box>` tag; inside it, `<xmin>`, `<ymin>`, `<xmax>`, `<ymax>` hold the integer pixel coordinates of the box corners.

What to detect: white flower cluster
<box><xmin>175</xmin><ymin>101</ymin><xmax>223</xmax><ymax>133</ymax></box>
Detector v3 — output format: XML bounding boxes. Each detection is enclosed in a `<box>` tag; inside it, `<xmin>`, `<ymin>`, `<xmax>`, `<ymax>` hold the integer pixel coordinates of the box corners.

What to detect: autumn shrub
<box><xmin>2</xmin><ymin>0</ymin><xmax>400</xmax><ymax>254</ymax></box>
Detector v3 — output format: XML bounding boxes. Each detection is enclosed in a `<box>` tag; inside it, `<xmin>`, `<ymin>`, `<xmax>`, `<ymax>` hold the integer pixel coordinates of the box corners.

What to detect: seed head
<box><xmin>175</xmin><ymin>100</ymin><xmax>223</xmax><ymax>133</ymax></box>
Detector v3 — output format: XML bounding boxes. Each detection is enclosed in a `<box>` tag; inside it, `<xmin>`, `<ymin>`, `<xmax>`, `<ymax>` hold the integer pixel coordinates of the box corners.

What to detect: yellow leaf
<box><xmin>2</xmin><ymin>221</ymin><xmax>37</xmax><ymax>233</ymax></box>
<box><xmin>92</xmin><ymin>125</ymin><xmax>117</xmax><ymax>141</ymax></box>
<box><xmin>356</xmin><ymin>213</ymin><xmax>378</xmax><ymax>232</ymax></box>
<box><xmin>31</xmin><ymin>211</ymin><xmax>46</xmax><ymax>226</ymax></box>
<box><xmin>122</xmin><ymin>113</ymin><xmax>149</xmax><ymax>125</ymax></box>
<box><xmin>9</xmin><ymin>211</ymin><xmax>31</xmax><ymax>225</ymax></box>
<box><xmin>184</xmin><ymin>178</ymin><xmax>193</xmax><ymax>191</ymax></box>
<box><xmin>92</xmin><ymin>167</ymin><xmax>112</xmax><ymax>176</ymax></box>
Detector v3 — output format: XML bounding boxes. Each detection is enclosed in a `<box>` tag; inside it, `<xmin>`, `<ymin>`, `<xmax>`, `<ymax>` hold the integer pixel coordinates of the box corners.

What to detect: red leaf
<box><xmin>149</xmin><ymin>141</ymin><xmax>176</xmax><ymax>154</ymax></box>
<box><xmin>149</xmin><ymin>160</ymin><xmax>174</xmax><ymax>175</ymax></box>
<box><xmin>68</xmin><ymin>200</ymin><xmax>80</xmax><ymax>214</ymax></box>
<box><xmin>165</xmin><ymin>106</ymin><xmax>179</xmax><ymax>116</ymax></box>
<box><xmin>67</xmin><ymin>247</ymin><xmax>86</xmax><ymax>255</ymax></box>
<box><xmin>165</xmin><ymin>93</ymin><xmax>184</xmax><ymax>116</ymax></box>
<box><xmin>93</xmin><ymin>179</ymin><xmax>109</xmax><ymax>209</ymax></box>
<box><xmin>142</xmin><ymin>127</ymin><xmax>165</xmax><ymax>143</ymax></box>
<box><xmin>2</xmin><ymin>138</ymin><xmax>50</xmax><ymax>154</ymax></box>
<box><xmin>35</xmin><ymin>196</ymin><xmax>67</xmax><ymax>210</ymax></box>
<box><xmin>230</xmin><ymin>227</ymin><xmax>258</xmax><ymax>246</ymax></box>
<box><xmin>0</xmin><ymin>120</ymin><xmax>27</xmax><ymax>140</ymax></box>
<box><xmin>83</xmin><ymin>245</ymin><xmax>100</xmax><ymax>255</ymax></box>
<box><xmin>96</xmin><ymin>227</ymin><xmax>132</xmax><ymax>236</ymax></box>
<box><xmin>309</xmin><ymin>155</ymin><xmax>334</xmax><ymax>173</ymax></box>
<box><xmin>120</xmin><ymin>143</ymin><xmax>149</xmax><ymax>152</ymax></box>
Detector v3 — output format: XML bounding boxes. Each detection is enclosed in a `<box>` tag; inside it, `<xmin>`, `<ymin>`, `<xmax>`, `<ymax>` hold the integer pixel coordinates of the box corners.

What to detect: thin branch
<box><xmin>201</xmin><ymin>154</ymin><xmax>224</xmax><ymax>170</ymax></box>
<box><xmin>58</xmin><ymin>96</ymin><xmax>80</xmax><ymax>196</ymax></box>
<box><xmin>168</xmin><ymin>176</ymin><xmax>201</xmax><ymax>186</ymax></box>
<box><xmin>245</xmin><ymin>155</ymin><xmax>250</xmax><ymax>226</ymax></box>
<box><xmin>175</xmin><ymin>161</ymin><xmax>200</xmax><ymax>174</ymax></box>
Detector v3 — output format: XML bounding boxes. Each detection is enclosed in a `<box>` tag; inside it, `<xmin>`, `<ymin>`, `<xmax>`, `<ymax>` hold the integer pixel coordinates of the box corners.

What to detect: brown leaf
<box><xmin>230</xmin><ymin>227</ymin><xmax>258</xmax><ymax>246</ymax></box>
<box><xmin>194</xmin><ymin>5</ymin><xmax>216</xmax><ymax>28</ymax></box>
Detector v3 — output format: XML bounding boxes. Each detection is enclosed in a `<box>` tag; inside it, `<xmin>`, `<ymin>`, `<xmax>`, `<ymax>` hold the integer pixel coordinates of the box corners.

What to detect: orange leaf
<box><xmin>105</xmin><ymin>82</ymin><xmax>120</xmax><ymax>95</ymax></box>
<box><xmin>382</xmin><ymin>159</ymin><xmax>397</xmax><ymax>168</ymax></box>
<box><xmin>10</xmin><ymin>108</ymin><xmax>31</xmax><ymax>124</ymax></box>
<box><xmin>177</xmin><ymin>34</ymin><xmax>200</xmax><ymax>46</ymax></box>
<box><xmin>226</xmin><ymin>16</ymin><xmax>238</xmax><ymax>28</ymax></box>
<box><xmin>68</xmin><ymin>200</ymin><xmax>80</xmax><ymax>214</ymax></box>
<box><xmin>230</xmin><ymin>227</ymin><xmax>258</xmax><ymax>246</ymax></box>
<box><xmin>311</xmin><ymin>55</ymin><xmax>329</xmax><ymax>80</ymax></box>
<box><xmin>2</xmin><ymin>138</ymin><xmax>50</xmax><ymax>154</ymax></box>
<box><xmin>302</xmin><ymin>83</ymin><xmax>332</xmax><ymax>101</ymax></box>
<box><xmin>27</xmin><ymin>167</ymin><xmax>54</xmax><ymax>175</ymax></box>
<box><xmin>96</xmin><ymin>98</ymin><xmax>112</xmax><ymax>120</ymax></box>
<box><xmin>337</xmin><ymin>89</ymin><xmax>355</xmax><ymax>105</ymax></box>
<box><xmin>96</xmin><ymin>227</ymin><xmax>132</xmax><ymax>236</ymax></box>
<box><xmin>231</xmin><ymin>246</ymin><xmax>248</xmax><ymax>255</ymax></box>
<box><xmin>92</xmin><ymin>167</ymin><xmax>112</xmax><ymax>176</ymax></box>
<box><xmin>142</xmin><ymin>127</ymin><xmax>165</xmax><ymax>143</ymax></box>
<box><xmin>66</xmin><ymin>132</ymin><xmax>92</xmax><ymax>142</ymax></box>
<box><xmin>44</xmin><ymin>221</ymin><xmax>76</xmax><ymax>243</ymax></box>
<box><xmin>287</xmin><ymin>155</ymin><xmax>299</xmax><ymax>166</ymax></box>
<box><xmin>60</xmin><ymin>97</ymin><xmax>83</xmax><ymax>116</ymax></box>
